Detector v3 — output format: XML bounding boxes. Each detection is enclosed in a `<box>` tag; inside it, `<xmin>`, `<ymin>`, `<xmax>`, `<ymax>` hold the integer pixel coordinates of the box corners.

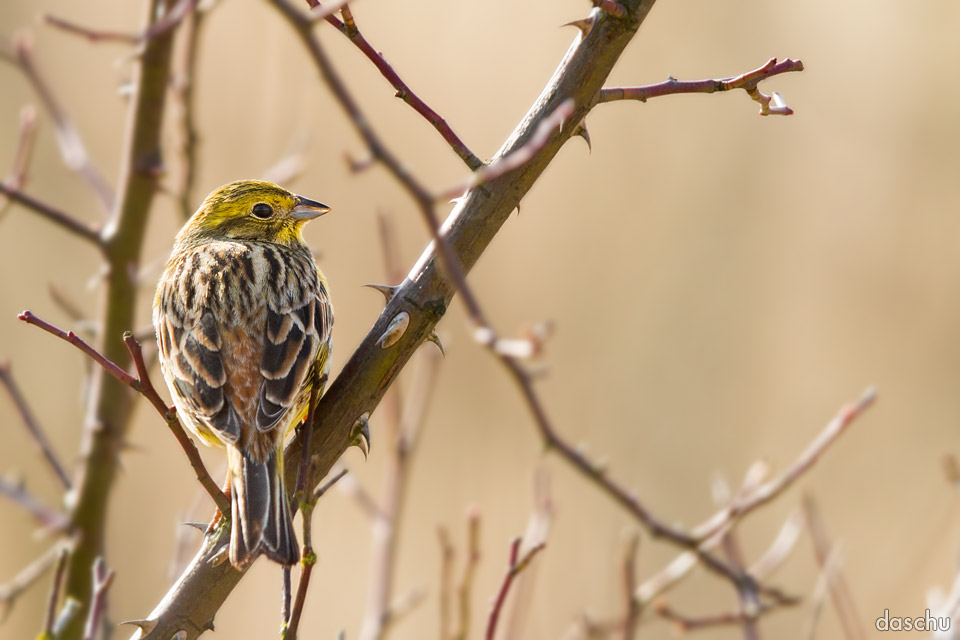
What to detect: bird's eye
<box><xmin>252</xmin><ymin>203</ymin><xmax>274</xmax><ymax>219</ymax></box>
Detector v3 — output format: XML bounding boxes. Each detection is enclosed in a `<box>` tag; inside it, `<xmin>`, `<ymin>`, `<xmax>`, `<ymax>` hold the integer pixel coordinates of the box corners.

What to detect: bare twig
<box><xmin>0</xmin><ymin>362</ymin><xmax>71</xmax><ymax>488</ymax></box>
<box><xmin>598</xmin><ymin>58</ymin><xmax>803</xmax><ymax>115</ymax></box>
<box><xmin>438</xmin><ymin>526</ymin><xmax>455</xmax><ymax>640</ymax></box>
<box><xmin>82</xmin><ymin>558</ymin><xmax>115</xmax><ymax>640</ymax></box>
<box><xmin>44</xmin><ymin>0</ymin><xmax>201</xmax><ymax>46</ymax></box>
<box><xmin>304</xmin><ymin>1</ymin><xmax>482</xmax><ymax>170</ymax></box>
<box><xmin>0</xmin><ymin>183</ymin><xmax>102</xmax><ymax>245</ymax></box>
<box><xmin>286</xmin><ymin>381</ymin><xmax>323</xmax><ymax>640</ymax></box>
<box><xmin>655</xmin><ymin>601</ymin><xmax>775</xmax><ymax>632</ymax></box>
<box><xmin>452</xmin><ymin>510</ymin><xmax>481</xmax><ymax>640</ymax></box>
<box><xmin>749</xmin><ymin>510</ymin><xmax>805</xmax><ymax>579</ymax></box>
<box><xmin>313</xmin><ymin>467</ymin><xmax>349</xmax><ymax>502</ymax></box>
<box><xmin>0</xmin><ymin>32</ymin><xmax>114</xmax><ymax>213</ymax></box>
<box><xmin>803</xmin><ymin>545</ymin><xmax>842</xmax><ymax>640</ymax></box>
<box><xmin>174</xmin><ymin>4</ymin><xmax>208</xmax><ymax>219</ymax></box>
<box><xmin>17</xmin><ymin>311</ymin><xmax>228</xmax><ymax>515</ymax></box>
<box><xmin>621</xmin><ymin>533</ymin><xmax>640</xmax><ymax>640</ymax></box>
<box><xmin>0</xmin><ymin>476</ymin><xmax>68</xmax><ymax>530</ymax></box>
<box><xmin>43</xmin><ymin>546</ymin><xmax>70</xmax><ymax>636</ymax></box>
<box><xmin>0</xmin><ymin>105</ymin><xmax>38</xmax><ymax>219</ymax></box>
<box><xmin>0</xmin><ymin>543</ymin><xmax>63</xmax><ymax>622</ymax></box>
<box><xmin>803</xmin><ymin>496</ymin><xmax>866</xmax><ymax>640</ymax></box>
<box><xmin>693</xmin><ymin>388</ymin><xmax>876</xmax><ymax>542</ymax></box>
<box><xmin>485</xmin><ymin>538</ymin><xmax>546</xmax><ymax>640</ymax></box>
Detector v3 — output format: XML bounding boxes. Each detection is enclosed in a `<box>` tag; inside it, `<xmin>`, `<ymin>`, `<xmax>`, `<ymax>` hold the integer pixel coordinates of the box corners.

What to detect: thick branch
<box><xmin>131</xmin><ymin>3</ymin><xmax>661</xmax><ymax>637</ymax></box>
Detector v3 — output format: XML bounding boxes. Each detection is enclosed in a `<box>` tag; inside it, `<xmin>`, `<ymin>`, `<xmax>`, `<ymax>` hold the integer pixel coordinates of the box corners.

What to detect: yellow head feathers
<box><xmin>177</xmin><ymin>180</ymin><xmax>330</xmax><ymax>247</ymax></box>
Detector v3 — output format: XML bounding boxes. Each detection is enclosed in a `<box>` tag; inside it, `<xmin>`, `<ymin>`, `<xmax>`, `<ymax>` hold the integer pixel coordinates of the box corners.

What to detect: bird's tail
<box><xmin>228</xmin><ymin>446</ymin><xmax>299</xmax><ymax>569</ymax></box>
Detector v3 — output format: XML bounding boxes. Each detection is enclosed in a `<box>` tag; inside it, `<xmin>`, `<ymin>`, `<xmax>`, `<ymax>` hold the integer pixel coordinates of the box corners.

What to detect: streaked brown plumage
<box><xmin>153</xmin><ymin>180</ymin><xmax>333</xmax><ymax>568</ymax></box>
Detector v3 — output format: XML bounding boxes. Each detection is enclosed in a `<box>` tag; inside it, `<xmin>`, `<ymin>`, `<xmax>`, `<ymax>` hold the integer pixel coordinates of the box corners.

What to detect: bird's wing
<box><xmin>256</xmin><ymin>287</ymin><xmax>332</xmax><ymax>431</ymax></box>
<box><xmin>157</xmin><ymin>307</ymin><xmax>243</xmax><ymax>443</ymax></box>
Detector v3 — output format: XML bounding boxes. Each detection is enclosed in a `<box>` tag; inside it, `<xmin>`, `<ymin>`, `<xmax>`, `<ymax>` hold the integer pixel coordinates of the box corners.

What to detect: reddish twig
<box><xmin>598</xmin><ymin>58</ymin><xmax>804</xmax><ymax>116</ymax></box>
<box><xmin>17</xmin><ymin>311</ymin><xmax>229</xmax><ymax>515</ymax></box>
<box><xmin>485</xmin><ymin>538</ymin><xmax>546</xmax><ymax>640</ymax></box>
<box><xmin>305</xmin><ymin>2</ymin><xmax>481</xmax><ymax>170</ymax></box>
<box><xmin>0</xmin><ymin>32</ymin><xmax>114</xmax><ymax>213</ymax></box>
<box><xmin>0</xmin><ymin>362</ymin><xmax>71</xmax><ymax>489</ymax></box>
<box><xmin>0</xmin><ymin>184</ymin><xmax>102</xmax><ymax>246</ymax></box>
<box><xmin>82</xmin><ymin>558</ymin><xmax>115</xmax><ymax>640</ymax></box>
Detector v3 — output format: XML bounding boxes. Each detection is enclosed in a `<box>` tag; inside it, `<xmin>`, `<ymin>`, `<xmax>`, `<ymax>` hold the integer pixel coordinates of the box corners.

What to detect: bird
<box><xmin>153</xmin><ymin>179</ymin><xmax>333</xmax><ymax>569</ymax></box>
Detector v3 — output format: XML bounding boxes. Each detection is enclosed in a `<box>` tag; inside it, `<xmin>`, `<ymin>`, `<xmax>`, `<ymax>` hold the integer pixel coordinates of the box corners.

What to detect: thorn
<box><xmin>350</xmin><ymin>413</ymin><xmax>371</xmax><ymax>460</ymax></box>
<box><xmin>202</xmin><ymin>619</ymin><xmax>215</xmax><ymax>632</ymax></box>
<box><xmin>561</xmin><ymin>16</ymin><xmax>595</xmax><ymax>36</ymax></box>
<box><xmin>426</xmin><ymin>330</ymin><xmax>445</xmax><ymax>356</ymax></box>
<box><xmin>181</xmin><ymin>521</ymin><xmax>207</xmax><ymax>533</ymax></box>
<box><xmin>119</xmin><ymin>619</ymin><xmax>157</xmax><ymax>634</ymax></box>
<box><xmin>573</xmin><ymin>119</ymin><xmax>591</xmax><ymax>152</ymax></box>
<box><xmin>363</xmin><ymin>282</ymin><xmax>399</xmax><ymax>304</ymax></box>
<box><xmin>378</xmin><ymin>311</ymin><xmax>410</xmax><ymax>349</ymax></box>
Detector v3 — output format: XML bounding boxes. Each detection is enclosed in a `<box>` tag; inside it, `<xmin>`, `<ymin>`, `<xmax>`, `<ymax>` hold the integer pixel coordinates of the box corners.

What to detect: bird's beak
<box><xmin>291</xmin><ymin>195</ymin><xmax>331</xmax><ymax>220</ymax></box>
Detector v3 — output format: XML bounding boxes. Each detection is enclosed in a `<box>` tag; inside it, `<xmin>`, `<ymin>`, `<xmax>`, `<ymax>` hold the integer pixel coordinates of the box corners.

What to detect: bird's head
<box><xmin>178</xmin><ymin>180</ymin><xmax>330</xmax><ymax>247</ymax></box>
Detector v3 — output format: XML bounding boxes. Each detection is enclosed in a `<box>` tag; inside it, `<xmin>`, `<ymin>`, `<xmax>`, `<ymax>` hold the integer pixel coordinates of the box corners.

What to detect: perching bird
<box><xmin>153</xmin><ymin>180</ymin><xmax>333</xmax><ymax>568</ymax></box>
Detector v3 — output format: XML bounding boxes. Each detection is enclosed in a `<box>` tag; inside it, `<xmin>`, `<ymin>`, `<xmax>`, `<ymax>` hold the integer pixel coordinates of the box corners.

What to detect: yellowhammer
<box><xmin>153</xmin><ymin>180</ymin><xmax>333</xmax><ymax>568</ymax></box>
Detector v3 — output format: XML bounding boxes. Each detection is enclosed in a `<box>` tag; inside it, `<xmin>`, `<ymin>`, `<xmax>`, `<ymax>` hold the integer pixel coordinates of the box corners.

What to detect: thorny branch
<box><xmin>598</xmin><ymin>57</ymin><xmax>803</xmax><ymax>116</ymax></box>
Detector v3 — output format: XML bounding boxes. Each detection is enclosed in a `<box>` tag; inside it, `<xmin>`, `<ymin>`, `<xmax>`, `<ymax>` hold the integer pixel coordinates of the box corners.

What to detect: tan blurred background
<box><xmin>2</xmin><ymin>0</ymin><xmax>960</xmax><ymax>638</ymax></box>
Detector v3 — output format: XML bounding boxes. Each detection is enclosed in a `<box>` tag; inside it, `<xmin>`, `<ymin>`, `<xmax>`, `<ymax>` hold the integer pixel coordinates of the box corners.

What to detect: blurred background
<box><xmin>2</xmin><ymin>0</ymin><xmax>960</xmax><ymax>638</ymax></box>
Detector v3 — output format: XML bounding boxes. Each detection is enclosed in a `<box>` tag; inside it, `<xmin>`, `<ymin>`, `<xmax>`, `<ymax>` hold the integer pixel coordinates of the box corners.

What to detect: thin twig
<box><xmin>0</xmin><ymin>183</ymin><xmax>102</xmax><ymax>246</ymax></box>
<box><xmin>692</xmin><ymin>388</ymin><xmax>876</xmax><ymax>542</ymax></box>
<box><xmin>598</xmin><ymin>58</ymin><xmax>804</xmax><ymax>115</ymax></box>
<box><xmin>82</xmin><ymin>558</ymin><xmax>115</xmax><ymax>640</ymax></box>
<box><xmin>43</xmin><ymin>546</ymin><xmax>70</xmax><ymax>636</ymax></box>
<box><xmin>44</xmin><ymin>0</ymin><xmax>201</xmax><ymax>46</ymax></box>
<box><xmin>0</xmin><ymin>32</ymin><xmax>114</xmax><ymax>213</ymax></box>
<box><xmin>0</xmin><ymin>543</ymin><xmax>63</xmax><ymax>622</ymax></box>
<box><xmin>17</xmin><ymin>311</ymin><xmax>228</xmax><ymax>515</ymax></box>
<box><xmin>286</xmin><ymin>380</ymin><xmax>323</xmax><ymax>640</ymax></box>
<box><xmin>0</xmin><ymin>362</ymin><xmax>71</xmax><ymax>488</ymax></box>
<box><xmin>313</xmin><ymin>467</ymin><xmax>349</xmax><ymax>502</ymax></box>
<box><xmin>0</xmin><ymin>476</ymin><xmax>68</xmax><ymax>530</ymax></box>
<box><xmin>803</xmin><ymin>495</ymin><xmax>866</xmax><ymax>640</ymax></box>
<box><xmin>438</xmin><ymin>526</ymin><xmax>454</xmax><ymax>640</ymax></box>
<box><xmin>452</xmin><ymin>510</ymin><xmax>481</xmax><ymax>640</ymax></box>
<box><xmin>304</xmin><ymin>1</ymin><xmax>482</xmax><ymax>170</ymax></box>
<box><xmin>0</xmin><ymin>105</ymin><xmax>38</xmax><ymax>219</ymax></box>
<box><xmin>621</xmin><ymin>533</ymin><xmax>640</xmax><ymax>640</ymax></box>
<box><xmin>485</xmin><ymin>538</ymin><xmax>546</xmax><ymax>640</ymax></box>
<box><xmin>655</xmin><ymin>601</ymin><xmax>775</xmax><ymax>632</ymax></box>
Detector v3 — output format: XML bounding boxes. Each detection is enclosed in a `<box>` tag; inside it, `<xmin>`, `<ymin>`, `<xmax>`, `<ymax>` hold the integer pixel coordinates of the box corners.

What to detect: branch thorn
<box><xmin>351</xmin><ymin>413</ymin><xmax>372</xmax><ymax>460</ymax></box>
<box><xmin>363</xmin><ymin>282</ymin><xmax>399</xmax><ymax>304</ymax></box>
